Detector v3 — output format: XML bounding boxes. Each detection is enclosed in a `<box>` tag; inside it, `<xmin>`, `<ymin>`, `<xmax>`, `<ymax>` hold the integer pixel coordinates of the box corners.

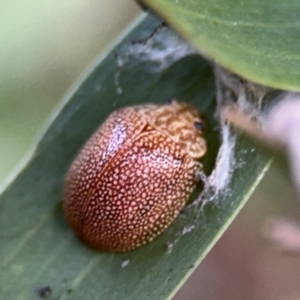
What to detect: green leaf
<box><xmin>141</xmin><ymin>0</ymin><xmax>300</xmax><ymax>91</ymax></box>
<box><xmin>0</xmin><ymin>14</ymin><xmax>270</xmax><ymax>300</ymax></box>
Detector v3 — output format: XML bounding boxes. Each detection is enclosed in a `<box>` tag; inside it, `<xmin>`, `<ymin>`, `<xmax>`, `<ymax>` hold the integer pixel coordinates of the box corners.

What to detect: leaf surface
<box><xmin>0</xmin><ymin>14</ymin><xmax>270</xmax><ymax>300</ymax></box>
<box><xmin>141</xmin><ymin>0</ymin><xmax>300</xmax><ymax>90</ymax></box>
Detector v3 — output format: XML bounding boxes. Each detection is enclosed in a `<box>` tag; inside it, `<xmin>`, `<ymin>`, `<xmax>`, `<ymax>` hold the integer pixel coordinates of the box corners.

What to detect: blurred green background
<box><xmin>1</xmin><ymin>1</ymin><xmax>300</xmax><ymax>299</ymax></box>
<box><xmin>0</xmin><ymin>0</ymin><xmax>140</xmax><ymax>184</ymax></box>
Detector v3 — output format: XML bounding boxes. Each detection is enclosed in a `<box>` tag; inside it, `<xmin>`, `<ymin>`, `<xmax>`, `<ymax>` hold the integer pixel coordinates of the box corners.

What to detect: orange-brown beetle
<box><xmin>63</xmin><ymin>101</ymin><xmax>206</xmax><ymax>252</ymax></box>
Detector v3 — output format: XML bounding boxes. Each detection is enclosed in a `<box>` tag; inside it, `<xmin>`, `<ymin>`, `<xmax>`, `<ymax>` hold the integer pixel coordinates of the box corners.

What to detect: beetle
<box><xmin>63</xmin><ymin>100</ymin><xmax>206</xmax><ymax>252</ymax></box>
